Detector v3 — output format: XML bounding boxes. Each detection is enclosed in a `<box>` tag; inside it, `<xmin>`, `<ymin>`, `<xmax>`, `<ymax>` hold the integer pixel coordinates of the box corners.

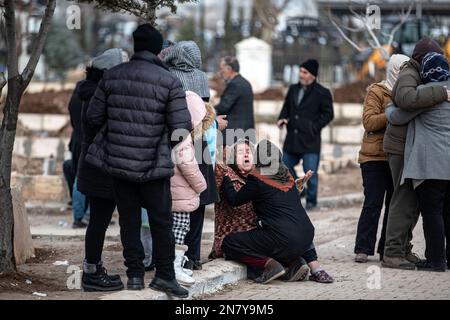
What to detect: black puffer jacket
<box><xmin>77</xmin><ymin>68</ymin><xmax>115</xmax><ymax>200</ymax></box>
<box><xmin>85</xmin><ymin>51</ymin><xmax>192</xmax><ymax>182</ymax></box>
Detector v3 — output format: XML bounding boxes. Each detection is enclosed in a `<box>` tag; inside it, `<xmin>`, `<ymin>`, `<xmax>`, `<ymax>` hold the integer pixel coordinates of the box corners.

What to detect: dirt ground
<box><xmin>0</xmin><ymin>236</ymin><xmax>215</xmax><ymax>300</ymax></box>
<box><xmin>319</xmin><ymin>166</ymin><xmax>362</xmax><ymax>197</ymax></box>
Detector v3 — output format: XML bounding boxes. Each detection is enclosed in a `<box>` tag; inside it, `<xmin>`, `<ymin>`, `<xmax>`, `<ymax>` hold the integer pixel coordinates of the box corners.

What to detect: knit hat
<box><xmin>383</xmin><ymin>54</ymin><xmax>409</xmax><ymax>91</ymax></box>
<box><xmin>92</xmin><ymin>48</ymin><xmax>126</xmax><ymax>70</ymax></box>
<box><xmin>163</xmin><ymin>41</ymin><xmax>210</xmax><ymax>99</ymax></box>
<box><xmin>420</xmin><ymin>52</ymin><xmax>450</xmax><ymax>84</ymax></box>
<box><xmin>300</xmin><ymin>59</ymin><xmax>319</xmax><ymax>77</ymax></box>
<box><xmin>412</xmin><ymin>37</ymin><xmax>443</xmax><ymax>63</ymax></box>
<box><xmin>133</xmin><ymin>24</ymin><xmax>163</xmax><ymax>55</ymax></box>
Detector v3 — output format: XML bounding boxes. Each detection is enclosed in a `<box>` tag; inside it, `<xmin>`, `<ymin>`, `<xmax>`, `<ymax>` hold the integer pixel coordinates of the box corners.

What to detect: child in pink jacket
<box><xmin>171</xmin><ymin>91</ymin><xmax>207</xmax><ymax>286</ymax></box>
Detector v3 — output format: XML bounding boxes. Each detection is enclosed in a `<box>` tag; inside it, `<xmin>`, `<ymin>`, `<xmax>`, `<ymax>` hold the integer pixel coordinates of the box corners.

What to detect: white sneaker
<box><xmin>182</xmin><ymin>256</ymin><xmax>193</xmax><ymax>276</ymax></box>
<box><xmin>175</xmin><ymin>245</ymin><xmax>195</xmax><ymax>287</ymax></box>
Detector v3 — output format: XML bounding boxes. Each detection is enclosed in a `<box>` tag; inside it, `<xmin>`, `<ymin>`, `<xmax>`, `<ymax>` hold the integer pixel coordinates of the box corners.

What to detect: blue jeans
<box><xmin>72</xmin><ymin>178</ymin><xmax>87</xmax><ymax>221</ymax></box>
<box><xmin>282</xmin><ymin>151</ymin><xmax>320</xmax><ymax>207</ymax></box>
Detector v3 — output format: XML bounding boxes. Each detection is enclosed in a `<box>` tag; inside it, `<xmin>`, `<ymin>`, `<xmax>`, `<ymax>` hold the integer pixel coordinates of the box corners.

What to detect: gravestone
<box><xmin>12</xmin><ymin>187</ymin><xmax>35</xmax><ymax>265</ymax></box>
<box><xmin>235</xmin><ymin>37</ymin><xmax>272</xmax><ymax>94</ymax></box>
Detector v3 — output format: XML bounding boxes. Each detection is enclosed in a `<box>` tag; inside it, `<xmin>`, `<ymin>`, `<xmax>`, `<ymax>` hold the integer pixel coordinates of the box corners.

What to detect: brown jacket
<box><xmin>358</xmin><ymin>83</ymin><xmax>392</xmax><ymax>164</ymax></box>
<box><xmin>383</xmin><ymin>59</ymin><xmax>448</xmax><ymax>155</ymax></box>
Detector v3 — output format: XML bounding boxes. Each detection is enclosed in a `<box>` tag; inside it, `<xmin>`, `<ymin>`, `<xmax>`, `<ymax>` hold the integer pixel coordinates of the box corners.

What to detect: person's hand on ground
<box><xmin>295</xmin><ymin>170</ymin><xmax>314</xmax><ymax>192</ymax></box>
<box><xmin>217</xmin><ymin>115</ymin><xmax>228</xmax><ymax>131</ymax></box>
<box><xmin>277</xmin><ymin>119</ymin><xmax>288</xmax><ymax>128</ymax></box>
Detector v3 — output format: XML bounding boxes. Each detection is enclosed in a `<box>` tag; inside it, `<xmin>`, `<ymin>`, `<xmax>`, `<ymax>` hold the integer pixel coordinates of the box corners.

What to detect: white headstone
<box><xmin>235</xmin><ymin>37</ymin><xmax>272</xmax><ymax>93</ymax></box>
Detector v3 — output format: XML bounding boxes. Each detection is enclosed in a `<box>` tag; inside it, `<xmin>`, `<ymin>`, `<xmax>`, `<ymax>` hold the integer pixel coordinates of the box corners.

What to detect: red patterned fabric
<box><xmin>210</xmin><ymin>164</ymin><xmax>257</xmax><ymax>258</ymax></box>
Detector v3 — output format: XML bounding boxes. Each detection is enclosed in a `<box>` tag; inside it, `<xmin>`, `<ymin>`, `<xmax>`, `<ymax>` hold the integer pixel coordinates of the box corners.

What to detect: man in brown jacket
<box><xmin>382</xmin><ymin>37</ymin><xmax>450</xmax><ymax>270</ymax></box>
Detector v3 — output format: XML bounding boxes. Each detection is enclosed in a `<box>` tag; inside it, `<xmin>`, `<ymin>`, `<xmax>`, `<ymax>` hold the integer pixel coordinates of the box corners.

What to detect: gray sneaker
<box><xmin>405</xmin><ymin>252</ymin><xmax>422</xmax><ymax>265</ymax></box>
<box><xmin>355</xmin><ymin>253</ymin><xmax>368</xmax><ymax>263</ymax></box>
<box><xmin>254</xmin><ymin>259</ymin><xmax>286</xmax><ymax>284</ymax></box>
<box><xmin>382</xmin><ymin>256</ymin><xmax>416</xmax><ymax>270</ymax></box>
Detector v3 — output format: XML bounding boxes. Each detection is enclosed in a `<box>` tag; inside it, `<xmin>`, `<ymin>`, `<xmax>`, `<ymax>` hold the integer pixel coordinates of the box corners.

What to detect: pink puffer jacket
<box><xmin>171</xmin><ymin>91</ymin><xmax>207</xmax><ymax>212</ymax></box>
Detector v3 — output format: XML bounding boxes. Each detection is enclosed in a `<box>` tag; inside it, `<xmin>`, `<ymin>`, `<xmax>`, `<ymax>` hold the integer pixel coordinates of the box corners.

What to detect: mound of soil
<box><xmin>19</xmin><ymin>90</ymin><xmax>72</xmax><ymax>114</ymax></box>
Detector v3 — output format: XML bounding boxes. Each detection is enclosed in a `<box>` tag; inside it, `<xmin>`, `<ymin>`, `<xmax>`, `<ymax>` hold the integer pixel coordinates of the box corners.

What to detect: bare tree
<box><xmin>0</xmin><ymin>0</ymin><xmax>56</xmax><ymax>273</ymax></box>
<box><xmin>78</xmin><ymin>0</ymin><xmax>197</xmax><ymax>25</ymax></box>
<box><xmin>328</xmin><ymin>2</ymin><xmax>413</xmax><ymax>60</ymax></box>
<box><xmin>252</xmin><ymin>0</ymin><xmax>291</xmax><ymax>44</ymax></box>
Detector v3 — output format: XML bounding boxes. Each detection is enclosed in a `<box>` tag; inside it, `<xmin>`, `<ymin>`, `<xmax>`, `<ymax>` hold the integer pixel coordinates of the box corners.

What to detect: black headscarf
<box><xmin>254</xmin><ymin>139</ymin><xmax>292</xmax><ymax>185</ymax></box>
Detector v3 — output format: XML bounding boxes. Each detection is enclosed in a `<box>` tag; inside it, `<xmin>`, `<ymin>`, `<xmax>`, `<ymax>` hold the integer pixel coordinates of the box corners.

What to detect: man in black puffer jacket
<box><xmin>86</xmin><ymin>24</ymin><xmax>192</xmax><ymax>298</ymax></box>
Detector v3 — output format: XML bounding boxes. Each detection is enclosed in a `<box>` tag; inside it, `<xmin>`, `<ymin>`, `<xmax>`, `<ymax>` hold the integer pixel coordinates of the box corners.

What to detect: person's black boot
<box><xmin>416</xmin><ymin>260</ymin><xmax>446</xmax><ymax>272</ymax></box>
<box><xmin>127</xmin><ymin>277</ymin><xmax>145</xmax><ymax>290</ymax></box>
<box><xmin>145</xmin><ymin>262</ymin><xmax>155</xmax><ymax>272</ymax></box>
<box><xmin>183</xmin><ymin>258</ymin><xmax>202</xmax><ymax>271</ymax></box>
<box><xmin>72</xmin><ymin>219</ymin><xmax>88</xmax><ymax>229</ymax></box>
<box><xmin>82</xmin><ymin>268</ymin><xmax>124</xmax><ymax>292</ymax></box>
<box><xmin>149</xmin><ymin>277</ymin><xmax>189</xmax><ymax>298</ymax></box>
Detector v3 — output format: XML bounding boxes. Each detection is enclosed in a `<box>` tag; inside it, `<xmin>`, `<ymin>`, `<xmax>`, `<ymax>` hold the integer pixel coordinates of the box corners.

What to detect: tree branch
<box><xmin>386</xmin><ymin>3</ymin><xmax>413</xmax><ymax>47</ymax></box>
<box><xmin>4</xmin><ymin>0</ymin><xmax>19</xmax><ymax>79</ymax></box>
<box><xmin>21</xmin><ymin>0</ymin><xmax>56</xmax><ymax>86</ymax></box>
<box><xmin>328</xmin><ymin>8</ymin><xmax>366</xmax><ymax>52</ymax></box>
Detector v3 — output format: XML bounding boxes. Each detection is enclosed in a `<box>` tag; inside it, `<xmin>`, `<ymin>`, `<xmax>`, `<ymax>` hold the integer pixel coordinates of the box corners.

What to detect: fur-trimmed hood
<box><xmin>192</xmin><ymin>100</ymin><xmax>216</xmax><ymax>140</ymax></box>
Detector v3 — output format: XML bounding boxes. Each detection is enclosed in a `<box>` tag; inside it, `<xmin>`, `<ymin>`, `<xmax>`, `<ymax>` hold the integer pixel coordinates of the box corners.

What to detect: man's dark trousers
<box><xmin>113</xmin><ymin>178</ymin><xmax>175</xmax><ymax>280</ymax></box>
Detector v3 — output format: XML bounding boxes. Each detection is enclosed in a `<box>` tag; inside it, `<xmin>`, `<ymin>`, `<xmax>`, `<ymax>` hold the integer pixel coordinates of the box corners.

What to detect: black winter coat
<box><xmin>216</xmin><ymin>75</ymin><xmax>255</xmax><ymax>145</ymax></box>
<box><xmin>77</xmin><ymin>69</ymin><xmax>115</xmax><ymax>200</ymax></box>
<box><xmin>68</xmin><ymin>81</ymin><xmax>84</xmax><ymax>173</ymax></box>
<box><xmin>279</xmin><ymin>82</ymin><xmax>334</xmax><ymax>154</ymax></box>
<box><xmin>85</xmin><ymin>51</ymin><xmax>192</xmax><ymax>182</ymax></box>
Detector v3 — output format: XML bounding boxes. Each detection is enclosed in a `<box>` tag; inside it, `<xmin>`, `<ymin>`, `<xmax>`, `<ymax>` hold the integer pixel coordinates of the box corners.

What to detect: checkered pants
<box><xmin>172</xmin><ymin>212</ymin><xmax>191</xmax><ymax>245</ymax></box>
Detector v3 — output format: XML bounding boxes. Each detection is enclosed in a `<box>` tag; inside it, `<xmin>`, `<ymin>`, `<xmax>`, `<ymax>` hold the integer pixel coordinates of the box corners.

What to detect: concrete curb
<box><xmin>99</xmin><ymin>259</ymin><xmax>247</xmax><ymax>300</ymax></box>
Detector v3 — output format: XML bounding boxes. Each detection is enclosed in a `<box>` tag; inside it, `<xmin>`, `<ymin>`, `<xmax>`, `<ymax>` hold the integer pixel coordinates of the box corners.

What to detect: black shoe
<box><xmin>416</xmin><ymin>260</ymin><xmax>446</xmax><ymax>272</ymax></box>
<box><xmin>145</xmin><ymin>263</ymin><xmax>155</xmax><ymax>272</ymax></box>
<box><xmin>149</xmin><ymin>277</ymin><xmax>189</xmax><ymax>298</ymax></box>
<box><xmin>283</xmin><ymin>257</ymin><xmax>309</xmax><ymax>282</ymax></box>
<box><xmin>254</xmin><ymin>259</ymin><xmax>286</xmax><ymax>284</ymax></box>
<box><xmin>82</xmin><ymin>269</ymin><xmax>124</xmax><ymax>292</ymax></box>
<box><xmin>127</xmin><ymin>277</ymin><xmax>145</xmax><ymax>290</ymax></box>
<box><xmin>183</xmin><ymin>258</ymin><xmax>202</xmax><ymax>271</ymax></box>
<box><xmin>305</xmin><ymin>203</ymin><xmax>318</xmax><ymax>211</ymax></box>
<box><xmin>72</xmin><ymin>219</ymin><xmax>88</xmax><ymax>229</ymax></box>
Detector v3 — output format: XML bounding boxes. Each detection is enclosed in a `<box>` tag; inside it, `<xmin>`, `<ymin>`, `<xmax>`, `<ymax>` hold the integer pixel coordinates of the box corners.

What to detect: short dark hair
<box><xmin>221</xmin><ymin>56</ymin><xmax>240</xmax><ymax>73</ymax></box>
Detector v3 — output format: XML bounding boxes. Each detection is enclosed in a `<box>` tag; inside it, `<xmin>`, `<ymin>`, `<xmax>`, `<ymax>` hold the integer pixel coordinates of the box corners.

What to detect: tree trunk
<box><xmin>0</xmin><ymin>78</ymin><xmax>24</xmax><ymax>273</ymax></box>
<box><xmin>0</xmin><ymin>0</ymin><xmax>55</xmax><ymax>273</ymax></box>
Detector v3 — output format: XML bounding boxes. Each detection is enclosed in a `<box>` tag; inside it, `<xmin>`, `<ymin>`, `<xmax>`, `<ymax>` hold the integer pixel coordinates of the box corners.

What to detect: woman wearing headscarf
<box><xmin>212</xmin><ymin>140</ymin><xmax>333</xmax><ymax>283</ymax></box>
<box><xmin>354</xmin><ymin>54</ymin><xmax>409</xmax><ymax>265</ymax></box>
<box><xmin>220</xmin><ymin>139</ymin><xmax>315</xmax><ymax>284</ymax></box>
<box><xmin>383</xmin><ymin>38</ymin><xmax>450</xmax><ymax>270</ymax></box>
<box><xmin>385</xmin><ymin>52</ymin><xmax>450</xmax><ymax>272</ymax></box>
<box><xmin>77</xmin><ymin>48</ymin><xmax>128</xmax><ymax>292</ymax></box>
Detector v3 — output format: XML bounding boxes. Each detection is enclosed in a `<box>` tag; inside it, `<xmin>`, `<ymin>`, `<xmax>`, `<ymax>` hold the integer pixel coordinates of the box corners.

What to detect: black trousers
<box><xmin>355</xmin><ymin>161</ymin><xmax>393</xmax><ymax>256</ymax></box>
<box><xmin>416</xmin><ymin>180</ymin><xmax>450</xmax><ymax>267</ymax></box>
<box><xmin>184</xmin><ymin>204</ymin><xmax>206</xmax><ymax>261</ymax></box>
<box><xmin>85</xmin><ymin>196</ymin><xmax>116</xmax><ymax>265</ymax></box>
<box><xmin>63</xmin><ymin>159</ymin><xmax>75</xmax><ymax>200</ymax></box>
<box><xmin>113</xmin><ymin>178</ymin><xmax>175</xmax><ymax>280</ymax></box>
<box><xmin>222</xmin><ymin>228</ymin><xmax>313</xmax><ymax>279</ymax></box>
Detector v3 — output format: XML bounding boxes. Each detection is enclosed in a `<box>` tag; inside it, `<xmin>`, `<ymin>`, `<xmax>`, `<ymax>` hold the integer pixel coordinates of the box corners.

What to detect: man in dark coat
<box><xmin>216</xmin><ymin>56</ymin><xmax>255</xmax><ymax>146</ymax></box>
<box><xmin>66</xmin><ymin>81</ymin><xmax>88</xmax><ymax>228</ymax></box>
<box><xmin>278</xmin><ymin>59</ymin><xmax>334</xmax><ymax>210</ymax></box>
<box><xmin>85</xmin><ymin>24</ymin><xmax>191</xmax><ymax>298</ymax></box>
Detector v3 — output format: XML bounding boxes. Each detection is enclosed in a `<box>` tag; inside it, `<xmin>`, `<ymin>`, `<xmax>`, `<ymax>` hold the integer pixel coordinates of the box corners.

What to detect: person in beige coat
<box><xmin>171</xmin><ymin>90</ymin><xmax>207</xmax><ymax>286</ymax></box>
<box><xmin>354</xmin><ymin>54</ymin><xmax>409</xmax><ymax>264</ymax></box>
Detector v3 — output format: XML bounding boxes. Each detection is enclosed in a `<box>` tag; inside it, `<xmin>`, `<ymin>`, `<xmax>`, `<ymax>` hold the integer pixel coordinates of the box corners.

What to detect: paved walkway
<box><xmin>206</xmin><ymin>207</ymin><xmax>450</xmax><ymax>300</ymax></box>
